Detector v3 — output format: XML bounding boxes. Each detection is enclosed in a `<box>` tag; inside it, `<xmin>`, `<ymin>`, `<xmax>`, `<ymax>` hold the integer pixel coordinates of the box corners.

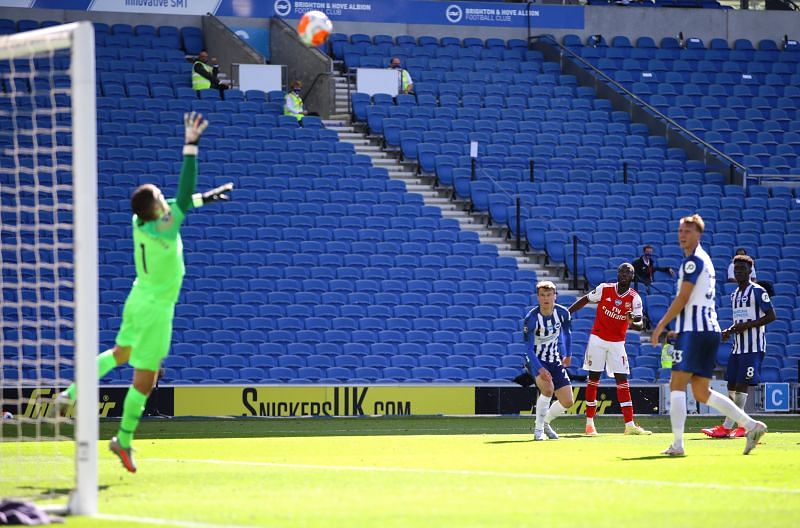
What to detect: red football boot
<box><xmin>700</xmin><ymin>424</ymin><xmax>732</xmax><ymax>438</ymax></box>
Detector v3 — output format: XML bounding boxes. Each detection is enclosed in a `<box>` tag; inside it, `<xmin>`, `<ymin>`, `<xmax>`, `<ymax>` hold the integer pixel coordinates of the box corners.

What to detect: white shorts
<box><xmin>582</xmin><ymin>334</ymin><xmax>630</xmax><ymax>376</ymax></box>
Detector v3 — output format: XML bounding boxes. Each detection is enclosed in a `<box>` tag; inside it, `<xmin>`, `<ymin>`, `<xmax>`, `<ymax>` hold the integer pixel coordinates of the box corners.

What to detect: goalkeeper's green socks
<box><xmin>117</xmin><ymin>386</ymin><xmax>148</xmax><ymax>449</ymax></box>
<box><xmin>65</xmin><ymin>349</ymin><xmax>118</xmax><ymax>400</ymax></box>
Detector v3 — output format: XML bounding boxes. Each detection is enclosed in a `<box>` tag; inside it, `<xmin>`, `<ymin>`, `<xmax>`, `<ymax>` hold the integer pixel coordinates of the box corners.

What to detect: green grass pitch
<box><xmin>2</xmin><ymin>415</ymin><xmax>800</xmax><ymax>527</ymax></box>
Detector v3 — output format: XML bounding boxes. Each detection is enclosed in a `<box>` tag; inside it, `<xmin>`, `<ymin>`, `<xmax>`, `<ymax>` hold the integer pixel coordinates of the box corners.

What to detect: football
<box><xmin>297</xmin><ymin>10</ymin><xmax>332</xmax><ymax>47</ymax></box>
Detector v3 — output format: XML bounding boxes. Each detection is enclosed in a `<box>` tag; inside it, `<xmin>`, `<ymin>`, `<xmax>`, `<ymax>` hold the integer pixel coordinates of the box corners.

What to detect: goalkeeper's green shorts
<box><xmin>115</xmin><ymin>290</ymin><xmax>175</xmax><ymax>371</ymax></box>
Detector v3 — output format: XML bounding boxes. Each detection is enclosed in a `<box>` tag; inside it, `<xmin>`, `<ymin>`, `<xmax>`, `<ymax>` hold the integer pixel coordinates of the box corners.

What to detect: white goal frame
<box><xmin>0</xmin><ymin>21</ymin><xmax>98</xmax><ymax>516</ymax></box>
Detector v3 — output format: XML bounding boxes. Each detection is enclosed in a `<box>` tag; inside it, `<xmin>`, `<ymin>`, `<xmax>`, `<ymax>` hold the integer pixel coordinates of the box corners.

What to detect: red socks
<box><xmin>617</xmin><ymin>380</ymin><xmax>634</xmax><ymax>423</ymax></box>
<box><xmin>586</xmin><ymin>379</ymin><xmax>599</xmax><ymax>419</ymax></box>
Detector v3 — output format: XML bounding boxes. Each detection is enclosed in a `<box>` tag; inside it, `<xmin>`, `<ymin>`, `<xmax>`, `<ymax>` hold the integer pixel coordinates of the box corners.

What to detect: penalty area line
<box><xmin>95</xmin><ymin>513</ymin><xmax>266</xmax><ymax>528</ymax></box>
<box><xmin>149</xmin><ymin>458</ymin><xmax>800</xmax><ymax>496</ymax></box>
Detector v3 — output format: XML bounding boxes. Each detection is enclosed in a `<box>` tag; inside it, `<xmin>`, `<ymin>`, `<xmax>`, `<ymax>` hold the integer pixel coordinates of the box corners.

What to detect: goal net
<box><xmin>0</xmin><ymin>22</ymin><xmax>98</xmax><ymax>515</ymax></box>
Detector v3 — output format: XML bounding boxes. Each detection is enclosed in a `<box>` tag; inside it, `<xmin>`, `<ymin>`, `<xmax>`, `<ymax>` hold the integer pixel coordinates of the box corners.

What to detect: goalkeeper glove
<box><xmin>184</xmin><ymin>111</ymin><xmax>209</xmax><ymax>146</ymax></box>
<box><xmin>193</xmin><ymin>182</ymin><xmax>234</xmax><ymax>208</ymax></box>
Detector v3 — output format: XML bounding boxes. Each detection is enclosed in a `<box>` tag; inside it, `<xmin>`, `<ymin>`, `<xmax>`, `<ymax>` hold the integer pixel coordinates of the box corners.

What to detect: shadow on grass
<box><xmin>485</xmin><ymin>433</ymin><xmax>586</xmax><ymax>444</ymax></box>
<box><xmin>17</xmin><ymin>484</ymin><xmax>111</xmax><ymax>500</ymax></box>
<box><xmin>616</xmin><ymin>455</ymin><xmax>686</xmax><ymax>461</ymax></box>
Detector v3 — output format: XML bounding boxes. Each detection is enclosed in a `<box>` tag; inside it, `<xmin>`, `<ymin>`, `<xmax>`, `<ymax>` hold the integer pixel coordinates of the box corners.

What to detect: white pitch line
<box><xmin>96</xmin><ymin>513</ymin><xmax>266</xmax><ymax>528</ymax></box>
<box><xmin>149</xmin><ymin>458</ymin><xmax>800</xmax><ymax>496</ymax></box>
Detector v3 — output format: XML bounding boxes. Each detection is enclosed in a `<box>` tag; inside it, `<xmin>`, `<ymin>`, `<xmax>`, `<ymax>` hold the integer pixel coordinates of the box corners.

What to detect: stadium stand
<box><xmin>2</xmin><ymin>20</ymin><xmax>798</xmax><ymax>384</ymax></box>
<box><xmin>341</xmin><ymin>31</ymin><xmax>799</xmax><ymax>381</ymax></box>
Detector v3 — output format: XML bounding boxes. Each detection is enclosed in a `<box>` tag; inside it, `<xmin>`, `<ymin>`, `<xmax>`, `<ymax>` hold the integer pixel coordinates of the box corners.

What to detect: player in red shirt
<box><xmin>569</xmin><ymin>263</ymin><xmax>652</xmax><ymax>436</ymax></box>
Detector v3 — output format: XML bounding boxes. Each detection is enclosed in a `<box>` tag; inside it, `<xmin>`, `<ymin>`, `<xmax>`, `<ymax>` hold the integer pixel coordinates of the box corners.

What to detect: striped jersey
<box><xmin>730</xmin><ymin>283</ymin><xmax>773</xmax><ymax>355</ymax></box>
<box><xmin>523</xmin><ymin>304</ymin><xmax>572</xmax><ymax>365</ymax></box>
<box><xmin>676</xmin><ymin>244</ymin><xmax>721</xmax><ymax>333</ymax></box>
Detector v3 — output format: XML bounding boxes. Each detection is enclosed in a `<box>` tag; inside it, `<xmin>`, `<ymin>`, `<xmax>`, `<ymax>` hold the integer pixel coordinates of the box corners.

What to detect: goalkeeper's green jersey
<box><xmin>129</xmin><ymin>154</ymin><xmax>197</xmax><ymax>306</ymax></box>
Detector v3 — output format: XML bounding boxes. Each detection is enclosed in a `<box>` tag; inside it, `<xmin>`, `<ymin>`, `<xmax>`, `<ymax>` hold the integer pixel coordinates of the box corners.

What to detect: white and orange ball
<box><xmin>297</xmin><ymin>10</ymin><xmax>332</xmax><ymax>47</ymax></box>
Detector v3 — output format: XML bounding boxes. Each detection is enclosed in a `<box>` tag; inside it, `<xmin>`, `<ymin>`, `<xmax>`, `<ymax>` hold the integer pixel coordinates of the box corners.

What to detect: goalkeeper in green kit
<box><xmin>56</xmin><ymin>113</ymin><xmax>232</xmax><ymax>473</ymax></box>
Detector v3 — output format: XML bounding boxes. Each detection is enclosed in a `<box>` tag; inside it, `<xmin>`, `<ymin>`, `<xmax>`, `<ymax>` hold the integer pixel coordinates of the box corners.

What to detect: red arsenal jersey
<box><xmin>586</xmin><ymin>283</ymin><xmax>643</xmax><ymax>342</ymax></box>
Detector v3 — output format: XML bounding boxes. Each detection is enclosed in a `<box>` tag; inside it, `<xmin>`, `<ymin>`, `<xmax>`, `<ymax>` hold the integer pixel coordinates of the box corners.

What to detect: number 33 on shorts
<box><xmin>671</xmin><ymin>348</ymin><xmax>683</xmax><ymax>364</ymax></box>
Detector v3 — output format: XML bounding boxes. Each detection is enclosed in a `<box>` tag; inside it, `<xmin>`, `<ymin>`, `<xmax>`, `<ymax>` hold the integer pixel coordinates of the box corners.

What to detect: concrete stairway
<box><xmin>323</xmin><ymin>73</ymin><xmax>586</xmax><ymax>299</ymax></box>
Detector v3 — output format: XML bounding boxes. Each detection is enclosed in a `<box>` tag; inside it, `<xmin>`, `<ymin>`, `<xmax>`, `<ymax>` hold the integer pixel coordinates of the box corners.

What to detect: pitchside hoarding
<box><xmin>476</xmin><ymin>385</ymin><xmax>661</xmax><ymax>415</ymax></box>
<box><xmin>0</xmin><ymin>385</ymin><xmax>659</xmax><ymax>418</ymax></box>
<box><xmin>1</xmin><ymin>0</ymin><xmax>585</xmax><ymax>30</ymax></box>
<box><xmin>175</xmin><ymin>385</ymin><xmax>475</xmax><ymax>417</ymax></box>
<box><xmin>2</xmin><ymin>386</ymin><xmax>175</xmax><ymax>418</ymax></box>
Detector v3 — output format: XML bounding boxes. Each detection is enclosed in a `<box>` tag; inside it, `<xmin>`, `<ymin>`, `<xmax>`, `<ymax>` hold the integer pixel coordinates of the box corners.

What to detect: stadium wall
<box><xmin>7</xmin><ymin>384</ymin><xmax>789</xmax><ymax>419</ymax></box>
<box><xmin>0</xmin><ymin>6</ymin><xmax>798</xmax><ymax>49</ymax></box>
<box><xmin>5</xmin><ymin>385</ymin><xmax>665</xmax><ymax>418</ymax></box>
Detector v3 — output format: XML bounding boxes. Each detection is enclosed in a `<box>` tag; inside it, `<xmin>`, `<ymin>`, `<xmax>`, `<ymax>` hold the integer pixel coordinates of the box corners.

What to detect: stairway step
<box><xmin>425</xmin><ymin>196</ymin><xmax>454</xmax><ymax>204</ymax></box>
<box><xmin>342</xmin><ymin>131</ymin><xmax>595</xmax><ymax>291</ymax></box>
<box><xmin>459</xmin><ymin>224</ymin><xmax>490</xmax><ymax>232</ymax></box>
<box><xmin>494</xmin><ymin>245</ymin><xmax>514</xmax><ymax>251</ymax></box>
<box><xmin>393</xmin><ymin>177</ymin><xmax>425</xmax><ymax>185</ymax></box>
<box><xmin>424</xmin><ymin>203</ymin><xmax>457</xmax><ymax>211</ymax></box>
<box><xmin>481</xmin><ymin>237</ymin><xmax>509</xmax><ymax>245</ymax></box>
<box><xmin>441</xmin><ymin>212</ymin><xmax>480</xmax><ymax>222</ymax></box>
<box><xmin>356</xmin><ymin>150</ymin><xmax>390</xmax><ymax>157</ymax></box>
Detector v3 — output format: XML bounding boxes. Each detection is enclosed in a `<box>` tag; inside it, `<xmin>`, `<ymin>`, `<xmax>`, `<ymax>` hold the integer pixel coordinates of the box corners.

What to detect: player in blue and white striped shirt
<box><xmin>522</xmin><ymin>281</ymin><xmax>574</xmax><ymax>441</ymax></box>
<box><xmin>701</xmin><ymin>254</ymin><xmax>776</xmax><ymax>439</ymax></box>
<box><xmin>651</xmin><ymin>214</ymin><xmax>767</xmax><ymax>456</ymax></box>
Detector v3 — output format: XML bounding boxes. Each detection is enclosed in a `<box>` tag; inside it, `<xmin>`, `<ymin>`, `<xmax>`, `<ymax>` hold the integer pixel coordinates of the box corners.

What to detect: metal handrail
<box><xmin>526</xmin><ymin>2</ymin><xmax>534</xmax><ymax>46</ymax></box>
<box><xmin>303</xmin><ymin>71</ymin><xmax>334</xmax><ymax>104</ymax></box>
<box><xmin>206</xmin><ymin>12</ymin><xmax>267</xmax><ymax>64</ymax></box>
<box><xmin>532</xmin><ymin>34</ymin><xmax>747</xmax><ymax>178</ymax></box>
<box><xmin>345</xmin><ymin>69</ymin><xmax>353</xmax><ymax>119</ymax></box>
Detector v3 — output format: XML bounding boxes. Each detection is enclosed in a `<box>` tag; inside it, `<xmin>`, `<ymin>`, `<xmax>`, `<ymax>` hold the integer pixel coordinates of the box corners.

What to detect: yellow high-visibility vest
<box><xmin>400</xmin><ymin>69</ymin><xmax>412</xmax><ymax>92</ymax></box>
<box><xmin>284</xmin><ymin>92</ymin><xmax>304</xmax><ymax>120</ymax></box>
<box><xmin>192</xmin><ymin>61</ymin><xmax>212</xmax><ymax>90</ymax></box>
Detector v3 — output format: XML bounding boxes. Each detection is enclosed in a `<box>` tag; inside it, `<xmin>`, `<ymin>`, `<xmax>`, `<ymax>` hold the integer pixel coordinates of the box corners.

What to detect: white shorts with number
<box><xmin>582</xmin><ymin>334</ymin><xmax>630</xmax><ymax>376</ymax></box>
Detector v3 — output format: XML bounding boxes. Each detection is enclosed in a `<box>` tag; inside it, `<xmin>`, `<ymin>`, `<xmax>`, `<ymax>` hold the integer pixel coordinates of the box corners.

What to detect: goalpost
<box><xmin>0</xmin><ymin>21</ymin><xmax>98</xmax><ymax>515</ymax></box>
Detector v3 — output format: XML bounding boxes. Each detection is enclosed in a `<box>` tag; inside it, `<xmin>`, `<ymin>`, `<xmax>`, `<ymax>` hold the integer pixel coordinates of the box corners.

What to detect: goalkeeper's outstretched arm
<box><xmin>175</xmin><ymin>112</ymin><xmax>208</xmax><ymax>212</ymax></box>
<box><xmin>192</xmin><ymin>182</ymin><xmax>234</xmax><ymax>209</ymax></box>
